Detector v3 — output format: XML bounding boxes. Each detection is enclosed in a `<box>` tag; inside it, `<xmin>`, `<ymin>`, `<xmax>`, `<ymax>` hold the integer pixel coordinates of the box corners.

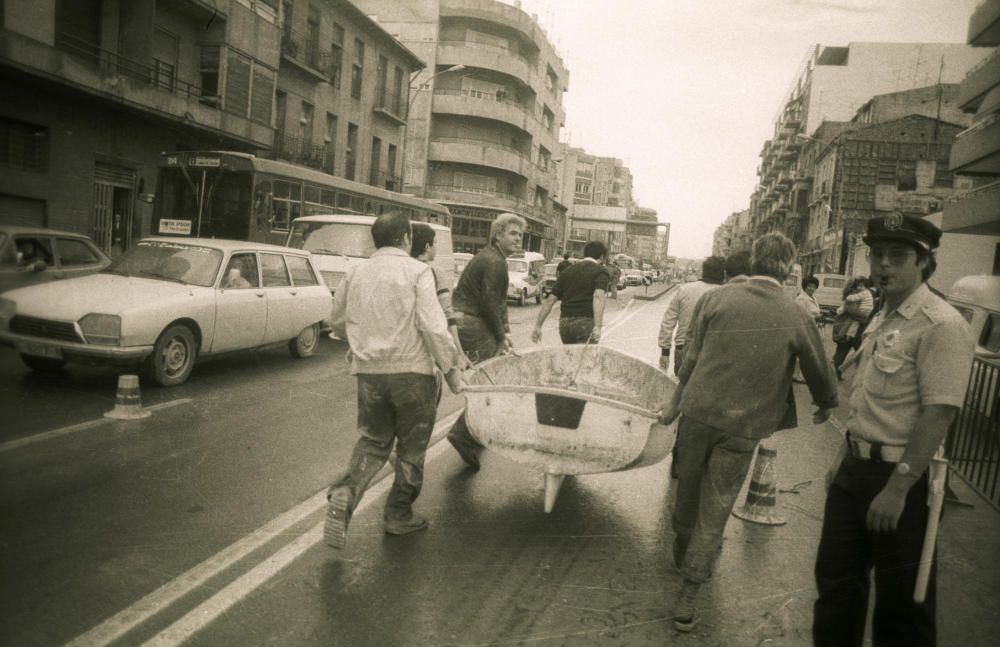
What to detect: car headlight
<box><xmin>0</xmin><ymin>297</ymin><xmax>15</xmax><ymax>323</ymax></box>
<box><xmin>79</xmin><ymin>313</ymin><xmax>121</xmax><ymax>345</ymax></box>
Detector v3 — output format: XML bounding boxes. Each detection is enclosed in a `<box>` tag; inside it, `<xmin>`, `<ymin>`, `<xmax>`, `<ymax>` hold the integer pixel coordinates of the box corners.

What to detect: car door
<box><xmin>212</xmin><ymin>252</ymin><xmax>267</xmax><ymax>352</ymax></box>
<box><xmin>285</xmin><ymin>253</ymin><xmax>328</xmax><ymax>326</ymax></box>
<box><xmin>260</xmin><ymin>252</ymin><xmax>299</xmax><ymax>342</ymax></box>
<box><xmin>53</xmin><ymin>236</ymin><xmax>109</xmax><ymax>280</ymax></box>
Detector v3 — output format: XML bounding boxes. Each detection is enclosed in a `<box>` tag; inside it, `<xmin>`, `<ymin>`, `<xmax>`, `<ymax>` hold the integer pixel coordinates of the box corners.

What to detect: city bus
<box><xmin>153</xmin><ymin>151</ymin><xmax>450</xmax><ymax>246</ymax></box>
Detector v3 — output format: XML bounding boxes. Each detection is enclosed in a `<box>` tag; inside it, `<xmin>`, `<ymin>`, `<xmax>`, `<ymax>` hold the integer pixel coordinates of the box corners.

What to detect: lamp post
<box><xmin>399</xmin><ymin>64</ymin><xmax>465</xmax><ymax>194</ymax></box>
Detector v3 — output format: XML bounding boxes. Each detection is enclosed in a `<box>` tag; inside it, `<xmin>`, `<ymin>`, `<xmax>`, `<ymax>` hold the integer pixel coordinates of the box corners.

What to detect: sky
<box><xmin>510</xmin><ymin>0</ymin><xmax>982</xmax><ymax>259</ymax></box>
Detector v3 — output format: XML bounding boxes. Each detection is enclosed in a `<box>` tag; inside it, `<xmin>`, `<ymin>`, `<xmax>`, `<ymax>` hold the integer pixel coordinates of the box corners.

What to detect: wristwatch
<box><xmin>895</xmin><ymin>462</ymin><xmax>911</xmax><ymax>476</ymax></box>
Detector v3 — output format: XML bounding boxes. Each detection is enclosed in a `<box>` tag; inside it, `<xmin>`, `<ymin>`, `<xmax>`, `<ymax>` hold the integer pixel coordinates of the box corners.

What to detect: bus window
<box><xmin>272</xmin><ymin>180</ymin><xmax>301</xmax><ymax>231</ymax></box>
<box><xmin>321</xmin><ymin>189</ymin><xmax>336</xmax><ymax>209</ymax></box>
<box><xmin>155</xmin><ymin>166</ymin><xmax>252</xmax><ymax>239</ymax></box>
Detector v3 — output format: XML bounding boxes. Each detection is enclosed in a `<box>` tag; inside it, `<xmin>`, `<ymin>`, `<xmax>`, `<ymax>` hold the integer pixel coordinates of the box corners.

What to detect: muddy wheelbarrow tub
<box><xmin>463</xmin><ymin>346</ymin><xmax>678</xmax><ymax>512</ymax></box>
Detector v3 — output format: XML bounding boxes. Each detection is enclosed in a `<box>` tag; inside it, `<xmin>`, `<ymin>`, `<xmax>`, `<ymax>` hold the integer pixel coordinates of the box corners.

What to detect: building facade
<box><xmin>1</xmin><ymin>0</ymin><xmax>282</xmax><ymax>249</ymax></box>
<box><xmin>357</xmin><ymin>0</ymin><xmax>569</xmax><ymax>256</ymax></box>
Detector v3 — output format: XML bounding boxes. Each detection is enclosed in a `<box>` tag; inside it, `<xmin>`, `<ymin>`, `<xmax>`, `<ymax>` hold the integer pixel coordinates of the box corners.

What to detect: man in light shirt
<box><xmin>658</xmin><ymin>257</ymin><xmax>725</xmax><ymax>374</ymax></box>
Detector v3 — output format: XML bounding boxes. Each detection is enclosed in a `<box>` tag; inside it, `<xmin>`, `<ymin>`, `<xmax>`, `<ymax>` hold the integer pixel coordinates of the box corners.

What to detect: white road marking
<box><xmin>64</xmin><ymin>409</ymin><xmax>462</xmax><ymax>647</ymax></box>
<box><xmin>0</xmin><ymin>399</ymin><xmax>192</xmax><ymax>454</ymax></box>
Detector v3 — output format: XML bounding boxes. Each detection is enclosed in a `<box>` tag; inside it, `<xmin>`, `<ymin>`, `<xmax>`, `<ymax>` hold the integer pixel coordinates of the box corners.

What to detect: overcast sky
<box><xmin>513</xmin><ymin>0</ymin><xmax>981</xmax><ymax>259</ymax></box>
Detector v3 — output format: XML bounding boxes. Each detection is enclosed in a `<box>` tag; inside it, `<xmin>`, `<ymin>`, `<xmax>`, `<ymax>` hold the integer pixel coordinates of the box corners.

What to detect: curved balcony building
<box><xmin>357</xmin><ymin>0</ymin><xmax>569</xmax><ymax>255</ymax></box>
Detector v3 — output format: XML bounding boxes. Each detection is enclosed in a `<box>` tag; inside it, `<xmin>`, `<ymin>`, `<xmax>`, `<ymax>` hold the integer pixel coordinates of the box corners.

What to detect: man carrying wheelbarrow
<box><xmin>446</xmin><ymin>213</ymin><xmax>526</xmax><ymax>470</ymax></box>
<box><xmin>659</xmin><ymin>232</ymin><xmax>839</xmax><ymax>632</ymax></box>
<box><xmin>531</xmin><ymin>240</ymin><xmax>610</xmax><ymax>345</ymax></box>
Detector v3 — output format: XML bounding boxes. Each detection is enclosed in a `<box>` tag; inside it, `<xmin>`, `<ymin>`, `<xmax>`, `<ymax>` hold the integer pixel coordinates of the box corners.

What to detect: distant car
<box><xmin>541</xmin><ymin>262</ymin><xmax>560</xmax><ymax>296</ymax></box>
<box><xmin>0</xmin><ymin>238</ymin><xmax>331</xmax><ymax>386</ymax></box>
<box><xmin>0</xmin><ymin>225</ymin><xmax>111</xmax><ymax>294</ymax></box>
<box><xmin>947</xmin><ymin>275</ymin><xmax>1000</xmax><ymax>360</ymax></box>
<box><xmin>624</xmin><ymin>269</ymin><xmax>644</xmax><ymax>287</ymax></box>
<box><xmin>813</xmin><ymin>273</ymin><xmax>848</xmax><ymax>320</ymax></box>
<box><xmin>506</xmin><ymin>251</ymin><xmax>546</xmax><ymax>305</ymax></box>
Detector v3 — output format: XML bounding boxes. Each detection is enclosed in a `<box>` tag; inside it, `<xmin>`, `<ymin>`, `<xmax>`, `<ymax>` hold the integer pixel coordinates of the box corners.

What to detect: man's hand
<box><xmin>531</xmin><ymin>326</ymin><xmax>542</xmax><ymax>344</ymax></box>
<box><xmin>866</xmin><ymin>485</ymin><xmax>908</xmax><ymax>532</ymax></box>
<box><xmin>813</xmin><ymin>407</ymin><xmax>832</xmax><ymax>424</ymax></box>
<box><xmin>444</xmin><ymin>368</ymin><xmax>466</xmax><ymax>394</ymax></box>
<box><xmin>457</xmin><ymin>354</ymin><xmax>473</xmax><ymax>371</ymax></box>
<box><xmin>658</xmin><ymin>403</ymin><xmax>680</xmax><ymax>426</ymax></box>
<box><xmin>501</xmin><ymin>335</ymin><xmax>514</xmax><ymax>354</ymax></box>
<box><xmin>658</xmin><ymin>354</ymin><xmax>670</xmax><ymax>371</ymax></box>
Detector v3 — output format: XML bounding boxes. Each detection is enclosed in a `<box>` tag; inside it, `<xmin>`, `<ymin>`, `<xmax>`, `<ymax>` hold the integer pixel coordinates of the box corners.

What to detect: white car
<box><xmin>506</xmin><ymin>251</ymin><xmax>546</xmax><ymax>305</ymax></box>
<box><xmin>0</xmin><ymin>238</ymin><xmax>332</xmax><ymax>386</ymax></box>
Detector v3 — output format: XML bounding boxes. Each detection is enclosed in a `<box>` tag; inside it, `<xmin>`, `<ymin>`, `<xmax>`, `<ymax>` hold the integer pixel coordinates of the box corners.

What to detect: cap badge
<box><xmin>884</xmin><ymin>213</ymin><xmax>904</xmax><ymax>231</ymax></box>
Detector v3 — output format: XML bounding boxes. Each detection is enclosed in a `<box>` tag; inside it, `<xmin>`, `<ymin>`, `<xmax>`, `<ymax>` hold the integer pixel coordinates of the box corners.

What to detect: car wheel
<box><xmin>20</xmin><ymin>354</ymin><xmax>67</xmax><ymax>373</ymax></box>
<box><xmin>146</xmin><ymin>324</ymin><xmax>197</xmax><ymax>386</ymax></box>
<box><xmin>518</xmin><ymin>289</ymin><xmax>526</xmax><ymax>306</ymax></box>
<box><xmin>289</xmin><ymin>322</ymin><xmax>320</xmax><ymax>358</ymax></box>
<box><xmin>535</xmin><ymin>290</ymin><xmax>542</xmax><ymax>304</ymax></box>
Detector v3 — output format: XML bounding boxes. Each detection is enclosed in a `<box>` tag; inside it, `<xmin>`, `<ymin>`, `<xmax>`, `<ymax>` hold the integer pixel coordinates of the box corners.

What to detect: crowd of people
<box><xmin>323</xmin><ymin>209</ymin><xmax>973</xmax><ymax>645</ymax></box>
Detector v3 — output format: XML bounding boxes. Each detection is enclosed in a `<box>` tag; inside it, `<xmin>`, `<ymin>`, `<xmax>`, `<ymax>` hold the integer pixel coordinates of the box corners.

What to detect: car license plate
<box><xmin>17</xmin><ymin>341</ymin><xmax>63</xmax><ymax>359</ymax></box>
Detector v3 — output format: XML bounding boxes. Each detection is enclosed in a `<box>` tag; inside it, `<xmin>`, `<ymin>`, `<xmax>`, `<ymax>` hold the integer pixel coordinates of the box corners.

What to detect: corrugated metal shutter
<box><xmin>226</xmin><ymin>50</ymin><xmax>251</xmax><ymax>117</ymax></box>
<box><xmin>0</xmin><ymin>195</ymin><xmax>46</xmax><ymax>227</ymax></box>
<box><xmin>251</xmin><ymin>66</ymin><xmax>274</xmax><ymax>125</ymax></box>
<box><xmin>94</xmin><ymin>163</ymin><xmax>135</xmax><ymax>187</ymax></box>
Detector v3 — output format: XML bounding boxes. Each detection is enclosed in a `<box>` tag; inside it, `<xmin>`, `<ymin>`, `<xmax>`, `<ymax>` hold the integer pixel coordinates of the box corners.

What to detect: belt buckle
<box><xmin>870</xmin><ymin>442</ymin><xmax>884</xmax><ymax>463</ymax></box>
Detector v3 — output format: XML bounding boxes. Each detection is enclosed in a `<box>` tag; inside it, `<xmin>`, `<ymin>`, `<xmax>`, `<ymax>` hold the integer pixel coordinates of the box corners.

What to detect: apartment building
<box><xmin>273</xmin><ymin>0</ymin><xmax>423</xmax><ymax>189</ymax></box>
<box><xmin>1</xmin><ymin>0</ymin><xmax>281</xmax><ymax>250</ymax></box>
<box><xmin>356</xmin><ymin>0</ymin><xmax>569</xmax><ymax>256</ymax></box>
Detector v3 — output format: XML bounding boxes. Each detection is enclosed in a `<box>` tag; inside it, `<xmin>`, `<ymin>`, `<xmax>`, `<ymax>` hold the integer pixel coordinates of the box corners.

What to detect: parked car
<box><xmin>541</xmin><ymin>262</ymin><xmax>560</xmax><ymax>296</ymax></box>
<box><xmin>506</xmin><ymin>251</ymin><xmax>546</xmax><ymax>305</ymax></box>
<box><xmin>453</xmin><ymin>252</ymin><xmax>474</xmax><ymax>280</ymax></box>
<box><xmin>624</xmin><ymin>269</ymin><xmax>644</xmax><ymax>287</ymax></box>
<box><xmin>947</xmin><ymin>275</ymin><xmax>1000</xmax><ymax>360</ymax></box>
<box><xmin>0</xmin><ymin>238</ymin><xmax>331</xmax><ymax>386</ymax></box>
<box><xmin>0</xmin><ymin>225</ymin><xmax>111</xmax><ymax>294</ymax></box>
<box><xmin>285</xmin><ymin>214</ymin><xmax>456</xmax><ymax>319</ymax></box>
<box><xmin>813</xmin><ymin>273</ymin><xmax>848</xmax><ymax>320</ymax></box>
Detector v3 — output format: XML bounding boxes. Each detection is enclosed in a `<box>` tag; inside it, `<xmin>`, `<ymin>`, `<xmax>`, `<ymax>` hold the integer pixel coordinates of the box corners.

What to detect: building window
<box><xmin>351</xmin><ymin>38</ymin><xmax>364</xmax><ymax>100</ymax></box>
<box><xmin>300</xmin><ymin>101</ymin><xmax>314</xmax><ymax>152</ymax></box>
<box><xmin>275</xmin><ymin>90</ymin><xmax>287</xmax><ymax>133</ymax></box>
<box><xmin>376</xmin><ymin>55</ymin><xmax>388</xmax><ymax>109</ymax></box>
<box><xmin>199</xmin><ymin>45</ymin><xmax>221</xmax><ymax>106</ymax></box>
<box><xmin>324</xmin><ymin>112</ymin><xmax>337</xmax><ymax>173</ymax></box>
<box><xmin>370</xmin><ymin>136</ymin><xmax>382</xmax><ymax>187</ymax></box>
<box><xmin>346</xmin><ymin>123</ymin><xmax>358</xmax><ymax>180</ymax></box>
<box><xmin>0</xmin><ymin>117</ymin><xmax>49</xmax><ymax>172</ymax></box>
<box><xmin>330</xmin><ymin>23</ymin><xmax>344</xmax><ymax>89</ymax></box>
<box><xmin>152</xmin><ymin>26</ymin><xmax>178</xmax><ymax>91</ymax></box>
<box><xmin>392</xmin><ymin>66</ymin><xmax>404</xmax><ymax>116</ymax></box>
<box><xmin>386</xmin><ymin>144</ymin><xmax>398</xmax><ymax>190</ymax></box>
<box><xmin>305</xmin><ymin>6</ymin><xmax>320</xmax><ymax>68</ymax></box>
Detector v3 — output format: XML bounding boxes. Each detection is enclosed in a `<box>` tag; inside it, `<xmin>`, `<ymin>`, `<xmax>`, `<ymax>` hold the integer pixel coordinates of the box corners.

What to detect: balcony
<box><xmin>968</xmin><ymin>0</ymin><xmax>1000</xmax><ymax>45</ymax></box>
<box><xmin>941</xmin><ymin>179</ymin><xmax>1000</xmax><ymax>234</ymax></box>
<box><xmin>424</xmin><ymin>184</ymin><xmax>547</xmax><ymax>223</ymax></box>
<box><xmin>440</xmin><ymin>0</ymin><xmax>541</xmax><ymax>49</ymax></box>
<box><xmin>369</xmin><ymin>170</ymin><xmax>404</xmax><ymax>192</ymax></box>
<box><xmin>374</xmin><ymin>87</ymin><xmax>407</xmax><ymax>124</ymax></box>
<box><xmin>437</xmin><ymin>42</ymin><xmax>536</xmax><ymax>90</ymax></box>
<box><xmin>280</xmin><ymin>27</ymin><xmax>330</xmax><ymax>81</ymax></box>
<box><xmin>427</xmin><ymin>137</ymin><xmax>533</xmax><ymax>178</ymax></box>
<box><xmin>432</xmin><ymin>89</ymin><xmax>531</xmax><ymax>131</ymax></box>
<box><xmin>957</xmin><ymin>48</ymin><xmax>1000</xmax><ymax>111</ymax></box>
<box><xmin>950</xmin><ymin>114</ymin><xmax>1000</xmax><ymax>175</ymax></box>
<box><xmin>269</xmin><ymin>133</ymin><xmax>334</xmax><ymax>173</ymax></box>
<box><xmin>3</xmin><ymin>29</ymin><xmax>272</xmax><ymax>147</ymax></box>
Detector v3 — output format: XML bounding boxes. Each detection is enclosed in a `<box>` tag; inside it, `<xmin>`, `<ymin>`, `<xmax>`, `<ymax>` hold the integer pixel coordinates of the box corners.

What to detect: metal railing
<box><xmin>437</xmin><ymin>39</ymin><xmax>535</xmax><ymax>67</ymax></box>
<box><xmin>270</xmin><ymin>133</ymin><xmax>334</xmax><ymax>173</ymax></box>
<box><xmin>429</xmin><ymin>136</ymin><xmax>527</xmax><ymax>157</ymax></box>
<box><xmin>281</xmin><ymin>27</ymin><xmax>330</xmax><ymax>75</ymax></box>
<box><xmin>375</xmin><ymin>87</ymin><xmax>407</xmax><ymax>120</ymax></box>
<box><xmin>55</xmin><ymin>32</ymin><xmax>204</xmax><ymax>102</ymax></box>
<box><xmin>947</xmin><ymin>357</ymin><xmax>1000</xmax><ymax>508</ymax></box>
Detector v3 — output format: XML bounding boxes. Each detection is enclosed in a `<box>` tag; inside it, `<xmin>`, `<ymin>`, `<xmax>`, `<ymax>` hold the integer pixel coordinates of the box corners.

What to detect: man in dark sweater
<box><xmin>531</xmin><ymin>240</ymin><xmax>610</xmax><ymax>344</ymax></box>
<box><xmin>659</xmin><ymin>232</ymin><xmax>839</xmax><ymax>633</ymax></box>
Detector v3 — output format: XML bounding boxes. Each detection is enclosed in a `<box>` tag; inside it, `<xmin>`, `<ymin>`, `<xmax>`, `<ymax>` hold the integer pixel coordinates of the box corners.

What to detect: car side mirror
<box><xmin>32</xmin><ymin>260</ymin><xmax>47</xmax><ymax>273</ymax></box>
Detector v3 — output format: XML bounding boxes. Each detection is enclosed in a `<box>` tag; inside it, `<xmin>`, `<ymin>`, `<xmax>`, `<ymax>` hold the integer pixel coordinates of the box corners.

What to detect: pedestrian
<box><xmin>324</xmin><ymin>211</ymin><xmax>466</xmax><ymax>549</ymax></box>
<box><xmin>531</xmin><ymin>240</ymin><xmax>610</xmax><ymax>345</ymax></box>
<box><xmin>831</xmin><ymin>276</ymin><xmax>875</xmax><ymax>380</ymax></box>
<box><xmin>607</xmin><ymin>261</ymin><xmax>622</xmax><ymax>299</ymax></box>
<box><xmin>796</xmin><ymin>274</ymin><xmax>822</xmax><ymax>323</ymax></box>
<box><xmin>657</xmin><ymin>256</ymin><xmax>725</xmax><ymax>374</ymax></box>
<box><xmin>724</xmin><ymin>251</ymin><xmax>751</xmax><ymax>283</ymax></box>
<box><xmin>446</xmin><ymin>213</ymin><xmax>525</xmax><ymax>471</ymax></box>
<box><xmin>813</xmin><ymin>214</ymin><xmax>974</xmax><ymax>647</ymax></box>
<box><xmin>659</xmin><ymin>232</ymin><xmax>839</xmax><ymax>633</ymax></box>
<box><xmin>556</xmin><ymin>251</ymin><xmax>573</xmax><ymax>276</ymax></box>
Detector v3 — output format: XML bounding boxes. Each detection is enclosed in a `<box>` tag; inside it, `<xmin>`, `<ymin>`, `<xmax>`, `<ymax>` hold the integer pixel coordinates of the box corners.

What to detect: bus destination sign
<box><xmin>159</xmin><ymin>219</ymin><xmax>193</xmax><ymax>235</ymax></box>
<box><xmin>190</xmin><ymin>156</ymin><xmax>222</xmax><ymax>168</ymax></box>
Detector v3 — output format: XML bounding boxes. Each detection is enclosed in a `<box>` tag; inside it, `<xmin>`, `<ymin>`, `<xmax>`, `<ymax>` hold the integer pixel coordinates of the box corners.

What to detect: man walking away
<box><xmin>659</xmin><ymin>232</ymin><xmax>838</xmax><ymax>632</ymax></box>
<box><xmin>531</xmin><ymin>240</ymin><xmax>610</xmax><ymax>345</ymax></box>
<box><xmin>556</xmin><ymin>251</ymin><xmax>573</xmax><ymax>276</ymax></box>
<box><xmin>446</xmin><ymin>213</ymin><xmax>525</xmax><ymax>470</ymax></box>
<box><xmin>658</xmin><ymin>256</ymin><xmax>725</xmax><ymax>374</ymax></box>
<box><xmin>813</xmin><ymin>214</ymin><xmax>974</xmax><ymax>647</ymax></box>
<box><xmin>325</xmin><ymin>211</ymin><xmax>466</xmax><ymax>549</ymax></box>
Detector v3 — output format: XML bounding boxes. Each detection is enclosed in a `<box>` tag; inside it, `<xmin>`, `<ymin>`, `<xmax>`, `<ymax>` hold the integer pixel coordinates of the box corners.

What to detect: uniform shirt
<box><xmin>658</xmin><ymin>279</ymin><xmax>721</xmax><ymax>349</ymax></box>
<box><xmin>331</xmin><ymin>247</ymin><xmax>462</xmax><ymax>376</ymax></box>
<box><xmin>551</xmin><ymin>257</ymin><xmax>610</xmax><ymax>318</ymax></box>
<box><xmin>452</xmin><ymin>244</ymin><xmax>510</xmax><ymax>343</ymax></box>
<box><xmin>847</xmin><ymin>283</ymin><xmax>974</xmax><ymax>445</ymax></box>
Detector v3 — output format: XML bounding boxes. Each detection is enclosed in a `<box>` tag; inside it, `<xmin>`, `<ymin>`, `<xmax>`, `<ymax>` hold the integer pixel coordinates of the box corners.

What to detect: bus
<box><xmin>153</xmin><ymin>151</ymin><xmax>450</xmax><ymax>246</ymax></box>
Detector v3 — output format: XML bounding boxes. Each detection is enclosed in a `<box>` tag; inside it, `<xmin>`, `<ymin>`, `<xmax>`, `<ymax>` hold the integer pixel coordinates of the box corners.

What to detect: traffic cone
<box><xmin>732</xmin><ymin>442</ymin><xmax>786</xmax><ymax>526</ymax></box>
<box><xmin>104</xmin><ymin>374</ymin><xmax>151</xmax><ymax>420</ymax></box>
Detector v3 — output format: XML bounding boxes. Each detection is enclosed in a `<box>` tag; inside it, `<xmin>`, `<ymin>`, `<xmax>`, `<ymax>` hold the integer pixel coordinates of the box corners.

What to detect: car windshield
<box><xmin>105</xmin><ymin>241</ymin><xmax>223</xmax><ymax>287</ymax></box>
<box><xmin>507</xmin><ymin>260</ymin><xmax>528</xmax><ymax>273</ymax></box>
<box><xmin>286</xmin><ymin>222</ymin><xmax>374</xmax><ymax>258</ymax></box>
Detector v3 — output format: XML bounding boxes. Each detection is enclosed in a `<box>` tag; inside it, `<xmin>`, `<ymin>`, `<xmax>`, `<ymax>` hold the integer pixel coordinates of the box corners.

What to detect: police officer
<box><xmin>813</xmin><ymin>213</ymin><xmax>974</xmax><ymax>646</ymax></box>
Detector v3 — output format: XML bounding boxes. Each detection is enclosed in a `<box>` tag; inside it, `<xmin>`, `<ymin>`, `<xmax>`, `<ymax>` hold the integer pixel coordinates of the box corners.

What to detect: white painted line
<box><xmin>0</xmin><ymin>399</ymin><xmax>192</xmax><ymax>454</ymax></box>
<box><xmin>64</xmin><ymin>409</ymin><xmax>462</xmax><ymax>647</ymax></box>
<box><xmin>143</xmin><ymin>434</ymin><xmax>458</xmax><ymax>647</ymax></box>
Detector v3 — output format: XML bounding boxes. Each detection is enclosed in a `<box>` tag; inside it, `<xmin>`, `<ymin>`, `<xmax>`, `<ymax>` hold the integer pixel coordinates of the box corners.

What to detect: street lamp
<box><xmin>399</xmin><ymin>64</ymin><xmax>465</xmax><ymax>193</ymax></box>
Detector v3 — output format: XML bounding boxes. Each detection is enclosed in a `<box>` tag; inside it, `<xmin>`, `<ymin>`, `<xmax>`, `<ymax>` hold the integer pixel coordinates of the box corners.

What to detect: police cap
<box><xmin>862</xmin><ymin>213</ymin><xmax>941</xmax><ymax>251</ymax></box>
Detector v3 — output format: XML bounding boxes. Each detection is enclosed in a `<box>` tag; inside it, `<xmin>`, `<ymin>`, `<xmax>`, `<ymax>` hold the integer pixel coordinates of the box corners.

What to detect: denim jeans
<box><xmin>559</xmin><ymin>316</ymin><xmax>594</xmax><ymax>344</ymax></box>
<box><xmin>329</xmin><ymin>373</ymin><xmax>437</xmax><ymax>522</ymax></box>
<box><xmin>449</xmin><ymin>315</ymin><xmax>502</xmax><ymax>447</ymax></box>
<box><xmin>671</xmin><ymin>415</ymin><xmax>759</xmax><ymax>583</ymax></box>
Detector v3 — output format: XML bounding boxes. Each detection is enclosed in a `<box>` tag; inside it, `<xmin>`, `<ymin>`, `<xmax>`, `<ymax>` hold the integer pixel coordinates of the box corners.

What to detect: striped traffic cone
<box><xmin>104</xmin><ymin>374</ymin><xmax>151</xmax><ymax>420</ymax></box>
<box><xmin>732</xmin><ymin>442</ymin><xmax>786</xmax><ymax>526</ymax></box>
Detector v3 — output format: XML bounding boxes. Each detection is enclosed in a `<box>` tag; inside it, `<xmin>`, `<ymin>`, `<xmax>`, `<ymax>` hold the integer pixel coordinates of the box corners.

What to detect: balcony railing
<box><xmin>369</xmin><ymin>170</ymin><xmax>403</xmax><ymax>192</ymax></box>
<box><xmin>281</xmin><ymin>27</ymin><xmax>331</xmax><ymax>77</ymax></box>
<box><xmin>374</xmin><ymin>87</ymin><xmax>407</xmax><ymax>122</ymax></box>
<box><xmin>430</xmin><ymin>136</ymin><xmax>527</xmax><ymax>157</ymax></box>
<box><xmin>270</xmin><ymin>133</ymin><xmax>334</xmax><ymax>173</ymax></box>
<box><xmin>946</xmin><ymin>357</ymin><xmax>1000</xmax><ymax>508</ymax></box>
<box><xmin>437</xmin><ymin>39</ymin><xmax>536</xmax><ymax>68</ymax></box>
<box><xmin>55</xmin><ymin>32</ymin><xmax>207</xmax><ymax>104</ymax></box>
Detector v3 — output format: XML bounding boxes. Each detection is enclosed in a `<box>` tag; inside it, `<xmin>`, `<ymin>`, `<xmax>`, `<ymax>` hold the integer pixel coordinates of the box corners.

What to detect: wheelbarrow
<box><xmin>462</xmin><ymin>345</ymin><xmax>678</xmax><ymax>512</ymax></box>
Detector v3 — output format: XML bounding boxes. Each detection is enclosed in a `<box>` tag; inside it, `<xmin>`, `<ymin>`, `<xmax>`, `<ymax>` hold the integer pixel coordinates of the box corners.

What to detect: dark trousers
<box><xmin>559</xmin><ymin>316</ymin><xmax>594</xmax><ymax>344</ymax></box>
<box><xmin>813</xmin><ymin>450</ymin><xmax>937</xmax><ymax>647</ymax></box>
<box><xmin>673</xmin><ymin>344</ymin><xmax>686</xmax><ymax>375</ymax></box>
<box><xmin>448</xmin><ymin>315</ymin><xmax>501</xmax><ymax>447</ymax></box>
<box><xmin>329</xmin><ymin>373</ymin><xmax>437</xmax><ymax>522</ymax></box>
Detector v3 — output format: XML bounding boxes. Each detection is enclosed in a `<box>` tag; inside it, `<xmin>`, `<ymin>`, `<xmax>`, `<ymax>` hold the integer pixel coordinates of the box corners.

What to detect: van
<box><xmin>285</xmin><ymin>214</ymin><xmax>455</xmax><ymax>314</ymax></box>
<box><xmin>783</xmin><ymin>263</ymin><xmax>802</xmax><ymax>300</ymax></box>
<box><xmin>813</xmin><ymin>273</ymin><xmax>848</xmax><ymax>320</ymax></box>
<box><xmin>947</xmin><ymin>275</ymin><xmax>1000</xmax><ymax>360</ymax></box>
<box><xmin>541</xmin><ymin>262</ymin><xmax>560</xmax><ymax>296</ymax></box>
<box><xmin>506</xmin><ymin>251</ymin><xmax>546</xmax><ymax>305</ymax></box>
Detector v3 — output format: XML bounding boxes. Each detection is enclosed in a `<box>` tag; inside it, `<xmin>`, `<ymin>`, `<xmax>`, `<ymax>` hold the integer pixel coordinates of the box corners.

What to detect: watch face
<box><xmin>896</xmin><ymin>462</ymin><xmax>910</xmax><ymax>475</ymax></box>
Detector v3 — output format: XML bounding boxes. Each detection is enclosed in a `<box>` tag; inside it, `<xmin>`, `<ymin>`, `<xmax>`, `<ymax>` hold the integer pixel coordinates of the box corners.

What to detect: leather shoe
<box><xmin>324</xmin><ymin>487</ymin><xmax>352</xmax><ymax>549</ymax></box>
<box><xmin>384</xmin><ymin>515</ymin><xmax>429</xmax><ymax>536</ymax></box>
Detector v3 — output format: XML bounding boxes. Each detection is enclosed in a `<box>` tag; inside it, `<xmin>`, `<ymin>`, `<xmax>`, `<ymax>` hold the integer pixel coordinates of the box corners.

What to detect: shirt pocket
<box><xmin>863</xmin><ymin>350</ymin><xmax>911</xmax><ymax>397</ymax></box>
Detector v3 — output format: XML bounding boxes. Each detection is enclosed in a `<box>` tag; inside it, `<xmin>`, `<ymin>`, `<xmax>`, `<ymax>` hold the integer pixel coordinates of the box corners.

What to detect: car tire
<box><xmin>518</xmin><ymin>290</ymin><xmax>526</xmax><ymax>307</ymax></box>
<box><xmin>289</xmin><ymin>322</ymin><xmax>320</xmax><ymax>358</ymax></box>
<box><xmin>146</xmin><ymin>324</ymin><xmax>197</xmax><ymax>387</ymax></box>
<box><xmin>20</xmin><ymin>354</ymin><xmax>67</xmax><ymax>373</ymax></box>
<box><xmin>535</xmin><ymin>290</ymin><xmax>542</xmax><ymax>304</ymax></box>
